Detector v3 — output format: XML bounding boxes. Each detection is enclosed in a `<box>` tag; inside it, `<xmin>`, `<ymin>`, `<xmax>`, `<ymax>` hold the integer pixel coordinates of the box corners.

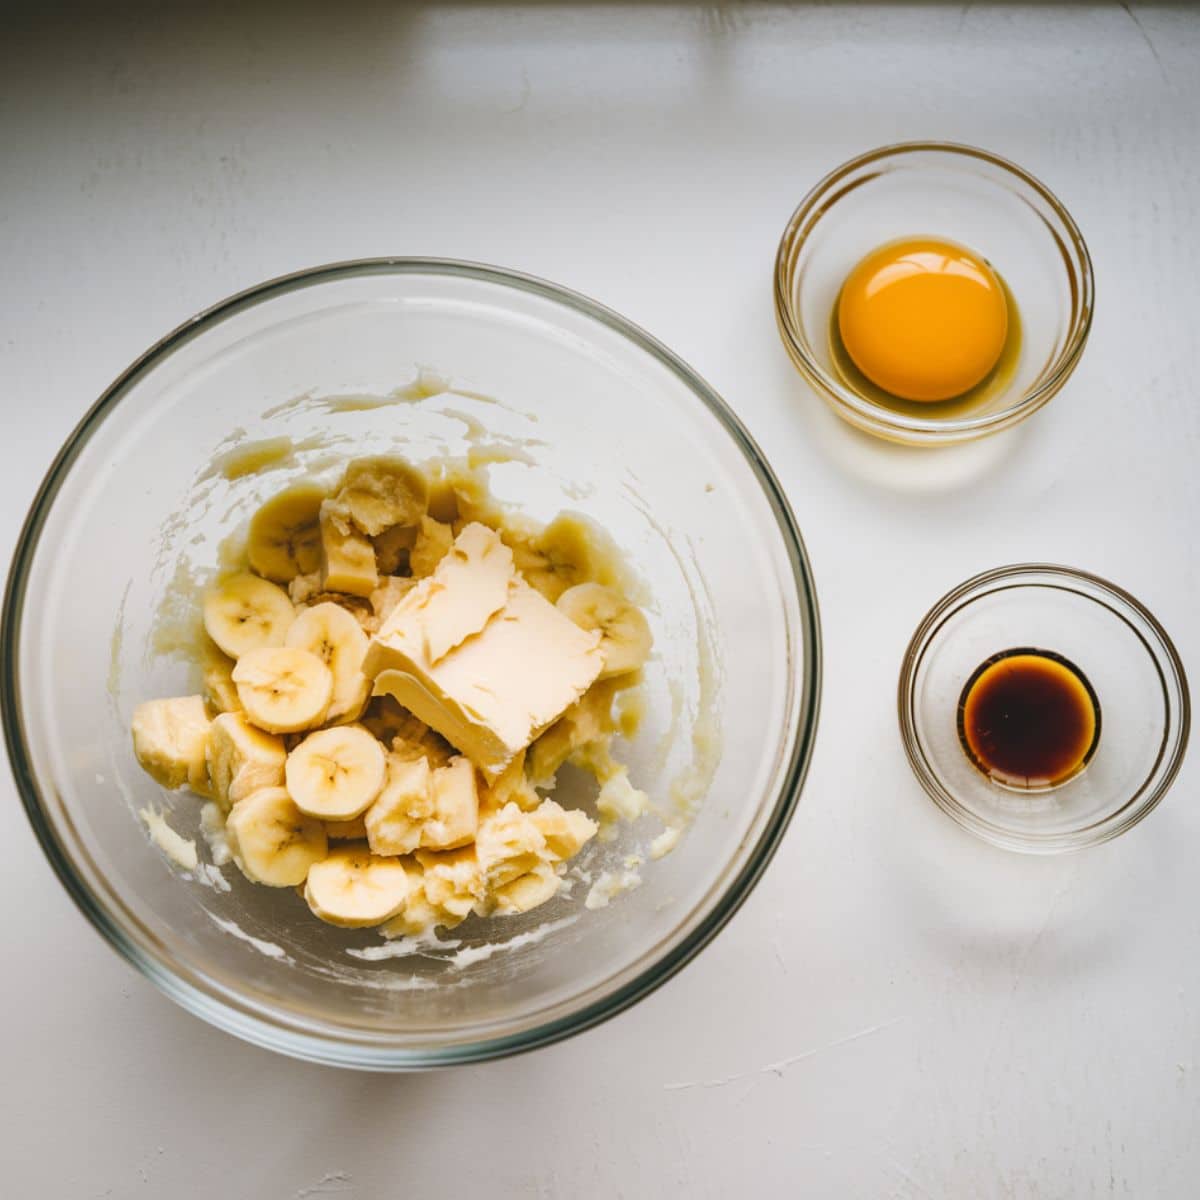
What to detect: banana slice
<box><xmin>480</xmin><ymin>749</ymin><xmax>538</xmax><ymax>816</ymax></box>
<box><xmin>409</xmin><ymin>515</ymin><xmax>454</xmax><ymax>578</ymax></box>
<box><xmin>200</xmin><ymin>641</ymin><xmax>242</xmax><ymax>714</ymax></box>
<box><xmin>422</xmin><ymin>756</ymin><xmax>479</xmax><ymax>850</ymax></box>
<box><xmin>288</xmin><ymin>570</ymin><xmax>322</xmax><ymax>606</ymax></box>
<box><xmin>286</xmin><ymin>724</ymin><xmax>387</xmax><ymax>819</ymax></box>
<box><xmin>304</xmin><ymin>843</ymin><xmax>412</xmax><ymax>927</ymax></box>
<box><xmin>358</xmin><ymin>696</ymin><xmax>451</xmax><ymax>763</ymax></box>
<box><xmin>202</xmin><ymin>573</ymin><xmax>296</xmax><ymax>659</ymax></box>
<box><xmin>284</xmin><ymin>602</ymin><xmax>370</xmax><ymax>724</ymax></box>
<box><xmin>131</xmin><ymin>695</ymin><xmax>211</xmax><ymax>794</ymax></box>
<box><xmin>492</xmin><ymin>863</ymin><xmax>562</xmax><ymax>916</ymax></box>
<box><xmin>225</xmin><ymin>787</ymin><xmax>328</xmax><ymax>887</ymax></box>
<box><xmin>529</xmin><ymin>799</ymin><xmax>598</xmax><ymax>861</ymax></box>
<box><xmin>596</xmin><ymin>768</ymin><xmax>650</xmax><ymax>823</ymax></box>
<box><xmin>475</xmin><ymin>802</ymin><xmax>549</xmax><ymax>890</ymax></box>
<box><xmin>246</xmin><ymin>483</ymin><xmax>327</xmax><ymax>583</ymax></box>
<box><xmin>365</xmin><ymin>753</ymin><xmax>478</xmax><ymax>856</ymax></box>
<box><xmin>372</xmin><ymin>523</ymin><xmax>418</xmax><ymax>575</ymax></box>
<box><xmin>369</xmin><ymin>575</ymin><xmax>416</xmax><ymax>626</ymax></box>
<box><xmin>318</xmin><ymin>502</ymin><xmax>379</xmax><ymax>597</ymax></box>
<box><xmin>416</xmin><ymin>845</ymin><xmax>486</xmax><ymax>921</ymax></box>
<box><xmin>556</xmin><ymin>583</ymin><xmax>652</xmax><ymax>678</ymax></box>
<box><xmin>334</xmin><ymin>457</ymin><xmax>428</xmax><ymax>537</ymax></box>
<box><xmin>232</xmin><ymin>646</ymin><xmax>333</xmax><ymax>734</ymax></box>
<box><xmin>527</xmin><ymin>678</ymin><xmax>620</xmax><ymax>785</ymax></box>
<box><xmin>425</xmin><ymin>473</ymin><xmax>461</xmax><ymax>525</ymax></box>
<box><xmin>324</xmin><ymin>815</ymin><xmax>367</xmax><ymax>840</ymax></box>
<box><xmin>206</xmin><ymin>712</ymin><xmax>287</xmax><ymax>811</ymax></box>
<box><xmin>510</xmin><ymin>512</ymin><xmax>606</xmax><ymax>603</ymax></box>
<box><xmin>377</xmin><ymin>851</ymin><xmax>474</xmax><ymax>939</ymax></box>
<box><xmin>380</xmin><ymin>884</ymin><xmax>449</xmax><ymax>940</ymax></box>
<box><xmin>364</xmin><ymin>754</ymin><xmax>431</xmax><ymax>856</ymax></box>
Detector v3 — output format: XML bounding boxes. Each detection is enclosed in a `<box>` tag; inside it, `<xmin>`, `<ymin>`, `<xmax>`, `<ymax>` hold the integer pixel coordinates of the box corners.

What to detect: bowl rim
<box><xmin>1</xmin><ymin>256</ymin><xmax>822</xmax><ymax>1069</ymax></box>
<box><xmin>896</xmin><ymin>562</ymin><xmax>1190</xmax><ymax>854</ymax></box>
<box><xmin>774</xmin><ymin>140</ymin><xmax>1095</xmax><ymax>446</ymax></box>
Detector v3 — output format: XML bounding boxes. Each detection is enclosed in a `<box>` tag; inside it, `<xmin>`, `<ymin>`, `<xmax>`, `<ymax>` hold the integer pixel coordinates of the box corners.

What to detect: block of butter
<box><xmin>363</xmin><ymin>523</ymin><xmax>604</xmax><ymax>778</ymax></box>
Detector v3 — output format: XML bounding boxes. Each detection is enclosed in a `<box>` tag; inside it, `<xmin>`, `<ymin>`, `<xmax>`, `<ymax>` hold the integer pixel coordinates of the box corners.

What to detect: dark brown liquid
<box><xmin>957</xmin><ymin>649</ymin><xmax>1100</xmax><ymax>790</ymax></box>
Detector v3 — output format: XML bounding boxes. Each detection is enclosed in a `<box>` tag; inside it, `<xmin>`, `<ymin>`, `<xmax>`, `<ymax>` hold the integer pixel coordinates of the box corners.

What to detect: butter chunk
<box><xmin>364</xmin><ymin>524</ymin><xmax>604</xmax><ymax>778</ymax></box>
<box><xmin>381</xmin><ymin>522</ymin><xmax>515</xmax><ymax>665</ymax></box>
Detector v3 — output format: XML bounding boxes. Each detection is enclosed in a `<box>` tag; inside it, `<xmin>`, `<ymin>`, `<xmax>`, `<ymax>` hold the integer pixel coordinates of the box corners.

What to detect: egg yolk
<box><xmin>836</xmin><ymin>237</ymin><xmax>1008</xmax><ymax>402</ymax></box>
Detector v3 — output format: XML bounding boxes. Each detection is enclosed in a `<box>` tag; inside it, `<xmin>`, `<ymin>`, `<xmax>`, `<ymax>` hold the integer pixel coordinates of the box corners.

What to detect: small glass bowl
<box><xmin>775</xmin><ymin>142</ymin><xmax>1094</xmax><ymax>446</ymax></box>
<box><xmin>898</xmin><ymin>565</ymin><xmax>1189</xmax><ymax>853</ymax></box>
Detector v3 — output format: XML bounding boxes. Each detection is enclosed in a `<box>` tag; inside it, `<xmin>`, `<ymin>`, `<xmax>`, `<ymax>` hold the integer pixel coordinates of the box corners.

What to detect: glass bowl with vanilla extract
<box><xmin>774</xmin><ymin>143</ymin><xmax>1094</xmax><ymax>446</ymax></box>
<box><xmin>898</xmin><ymin>565</ymin><xmax>1190</xmax><ymax>853</ymax></box>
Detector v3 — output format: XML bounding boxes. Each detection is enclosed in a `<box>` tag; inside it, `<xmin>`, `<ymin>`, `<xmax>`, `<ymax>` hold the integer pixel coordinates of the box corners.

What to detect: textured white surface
<box><xmin>2</xmin><ymin>4</ymin><xmax>1198</xmax><ymax>1196</ymax></box>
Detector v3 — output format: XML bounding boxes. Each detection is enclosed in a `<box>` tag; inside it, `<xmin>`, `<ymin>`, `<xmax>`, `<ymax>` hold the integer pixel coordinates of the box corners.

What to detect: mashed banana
<box><xmin>131</xmin><ymin>455</ymin><xmax>655</xmax><ymax>937</ymax></box>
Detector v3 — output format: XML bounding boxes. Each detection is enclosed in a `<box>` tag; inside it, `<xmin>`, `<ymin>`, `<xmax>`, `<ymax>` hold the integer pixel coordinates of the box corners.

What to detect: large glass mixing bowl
<box><xmin>2</xmin><ymin>260</ymin><xmax>820</xmax><ymax>1068</ymax></box>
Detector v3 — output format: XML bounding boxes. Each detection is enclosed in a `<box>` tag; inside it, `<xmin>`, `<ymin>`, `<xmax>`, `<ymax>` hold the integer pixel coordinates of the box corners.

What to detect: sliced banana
<box><xmin>475</xmin><ymin>802</ymin><xmax>549</xmax><ymax>890</ymax></box>
<box><xmin>359</xmin><ymin>695</ymin><xmax>413</xmax><ymax>746</ymax></box>
<box><xmin>372</xmin><ymin>523</ymin><xmax>418</xmax><ymax>575</ymax></box>
<box><xmin>358</xmin><ymin>696</ymin><xmax>451</xmax><ymax>763</ymax></box>
<box><xmin>324</xmin><ymin>815</ymin><xmax>368</xmax><ymax>840</ymax></box>
<box><xmin>595</xmin><ymin>768</ymin><xmax>650</xmax><ymax>823</ymax></box>
<box><xmin>131</xmin><ymin>695</ymin><xmax>211</xmax><ymax>795</ymax></box>
<box><xmin>225</xmin><ymin>787</ymin><xmax>328</xmax><ymax>887</ymax></box>
<box><xmin>492</xmin><ymin>863</ymin><xmax>562</xmax><ymax>916</ymax></box>
<box><xmin>364</xmin><ymin>754</ymin><xmax>432</xmax><ymax>856</ymax></box>
<box><xmin>206</xmin><ymin>712</ymin><xmax>287</xmax><ymax>811</ymax></box>
<box><xmin>367</xmin><ymin>752</ymin><xmax>480</xmax><ymax>856</ymax></box>
<box><xmin>510</xmin><ymin>512</ymin><xmax>605</xmax><ymax>603</ymax></box>
<box><xmin>380</xmin><ymin>884</ymin><xmax>447</xmax><ymax>940</ymax></box>
<box><xmin>318</xmin><ymin>502</ymin><xmax>379</xmax><ymax>597</ymax></box>
<box><xmin>416</xmin><ymin>845</ymin><xmax>486</xmax><ymax>921</ymax></box>
<box><xmin>527</xmin><ymin>679</ymin><xmax>619</xmax><ymax>785</ymax></box>
<box><xmin>409</xmin><ymin>515</ymin><xmax>454</xmax><ymax>578</ymax></box>
<box><xmin>556</xmin><ymin>583</ymin><xmax>652</xmax><ymax>678</ymax></box>
<box><xmin>284</xmin><ymin>602</ymin><xmax>370</xmax><ymax>724</ymax></box>
<box><xmin>529</xmin><ymin>798</ymin><xmax>598</xmax><ymax>861</ymax></box>
<box><xmin>369</xmin><ymin>575</ymin><xmax>417</xmax><ymax>626</ymax></box>
<box><xmin>334</xmin><ymin>457</ymin><xmax>429</xmax><ymax>537</ymax></box>
<box><xmin>425</xmin><ymin>474</ymin><xmax>460</xmax><ymax>525</ymax></box>
<box><xmin>246</xmin><ymin>483</ymin><xmax>327</xmax><ymax>583</ymax></box>
<box><xmin>232</xmin><ymin>646</ymin><xmax>333</xmax><ymax>734</ymax></box>
<box><xmin>286</xmin><ymin>724</ymin><xmax>387</xmax><ymax>819</ymax></box>
<box><xmin>202</xmin><ymin>573</ymin><xmax>295</xmax><ymax>659</ymax></box>
<box><xmin>199</xmin><ymin>641</ymin><xmax>242</xmax><ymax>714</ymax></box>
<box><xmin>288</xmin><ymin>570</ymin><xmax>322</xmax><ymax>606</ymax></box>
<box><xmin>480</xmin><ymin>749</ymin><xmax>538</xmax><ymax>816</ymax></box>
<box><xmin>423</xmin><ymin>756</ymin><xmax>479</xmax><ymax>851</ymax></box>
<box><xmin>304</xmin><ymin>843</ymin><xmax>412</xmax><ymax>927</ymax></box>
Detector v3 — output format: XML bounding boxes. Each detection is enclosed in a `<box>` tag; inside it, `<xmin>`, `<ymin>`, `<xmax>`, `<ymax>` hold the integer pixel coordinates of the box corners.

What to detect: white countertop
<box><xmin>3</xmin><ymin>4</ymin><xmax>1198</xmax><ymax>1195</ymax></box>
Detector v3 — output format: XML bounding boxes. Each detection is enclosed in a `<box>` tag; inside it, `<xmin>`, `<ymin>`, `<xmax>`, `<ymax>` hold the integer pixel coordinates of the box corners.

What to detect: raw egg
<box><xmin>836</xmin><ymin>237</ymin><xmax>1009</xmax><ymax>402</ymax></box>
